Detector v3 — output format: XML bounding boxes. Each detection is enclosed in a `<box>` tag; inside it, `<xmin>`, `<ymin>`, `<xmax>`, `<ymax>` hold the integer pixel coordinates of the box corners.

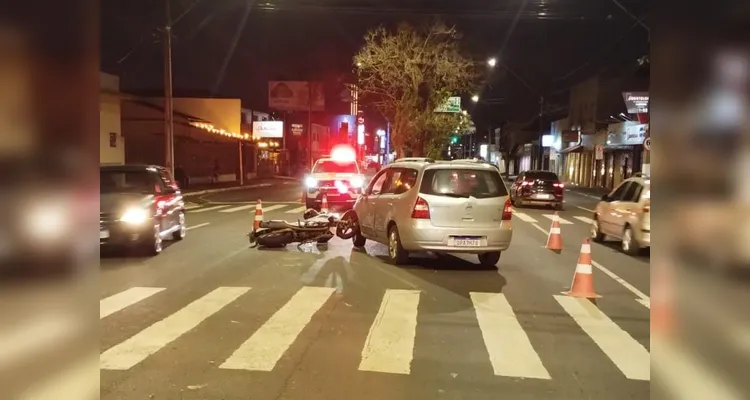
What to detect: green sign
<box><xmin>435</xmin><ymin>96</ymin><xmax>461</xmax><ymax>113</ymax></box>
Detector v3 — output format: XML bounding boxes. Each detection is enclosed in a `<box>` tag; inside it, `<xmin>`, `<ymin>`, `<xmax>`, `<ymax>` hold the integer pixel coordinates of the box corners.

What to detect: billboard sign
<box><xmin>268</xmin><ymin>81</ymin><xmax>325</xmax><ymax>111</ymax></box>
<box><xmin>622</xmin><ymin>92</ymin><xmax>649</xmax><ymax>114</ymax></box>
<box><xmin>252</xmin><ymin>121</ymin><xmax>284</xmax><ymax>138</ymax></box>
<box><xmin>434</xmin><ymin>96</ymin><xmax>461</xmax><ymax>113</ymax></box>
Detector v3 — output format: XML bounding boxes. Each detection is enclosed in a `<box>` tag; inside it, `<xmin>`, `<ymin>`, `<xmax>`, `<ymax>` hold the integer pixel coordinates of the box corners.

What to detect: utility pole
<box><xmin>538</xmin><ymin>95</ymin><xmax>544</xmax><ymax>170</ymax></box>
<box><xmin>308</xmin><ymin>83</ymin><xmax>313</xmax><ymax>169</ymax></box>
<box><xmin>163</xmin><ymin>0</ymin><xmax>174</xmax><ymax>176</ymax></box>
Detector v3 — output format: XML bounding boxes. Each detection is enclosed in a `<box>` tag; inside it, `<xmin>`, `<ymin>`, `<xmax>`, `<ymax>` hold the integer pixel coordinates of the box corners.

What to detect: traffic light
<box><xmin>450</xmin><ymin>136</ymin><xmax>458</xmax><ymax>144</ymax></box>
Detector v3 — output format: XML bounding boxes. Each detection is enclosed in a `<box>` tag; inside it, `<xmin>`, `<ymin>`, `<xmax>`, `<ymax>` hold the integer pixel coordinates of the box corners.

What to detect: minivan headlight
<box><xmin>120</xmin><ymin>208</ymin><xmax>149</xmax><ymax>224</ymax></box>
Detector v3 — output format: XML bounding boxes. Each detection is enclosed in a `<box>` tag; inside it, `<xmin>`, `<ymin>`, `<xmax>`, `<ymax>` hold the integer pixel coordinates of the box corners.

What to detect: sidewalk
<box><xmin>563</xmin><ymin>183</ymin><xmax>609</xmax><ymax>199</ymax></box>
<box><xmin>182</xmin><ymin>175</ymin><xmax>300</xmax><ymax>197</ymax></box>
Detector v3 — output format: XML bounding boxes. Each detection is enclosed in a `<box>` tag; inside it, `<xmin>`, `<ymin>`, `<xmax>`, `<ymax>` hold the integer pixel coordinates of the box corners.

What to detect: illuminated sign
<box><xmin>622</xmin><ymin>92</ymin><xmax>649</xmax><ymax>114</ymax></box>
<box><xmin>541</xmin><ymin>135</ymin><xmax>554</xmax><ymax>147</ymax></box>
<box><xmin>357</xmin><ymin>124</ymin><xmax>365</xmax><ymax>145</ymax></box>
<box><xmin>252</xmin><ymin>121</ymin><xmax>284</xmax><ymax>138</ymax></box>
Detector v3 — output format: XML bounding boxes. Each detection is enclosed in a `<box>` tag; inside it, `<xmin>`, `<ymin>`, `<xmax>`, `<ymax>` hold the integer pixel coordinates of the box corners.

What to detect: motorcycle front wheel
<box><xmin>257</xmin><ymin>230</ymin><xmax>294</xmax><ymax>248</ymax></box>
<box><xmin>336</xmin><ymin>210</ymin><xmax>357</xmax><ymax>240</ymax></box>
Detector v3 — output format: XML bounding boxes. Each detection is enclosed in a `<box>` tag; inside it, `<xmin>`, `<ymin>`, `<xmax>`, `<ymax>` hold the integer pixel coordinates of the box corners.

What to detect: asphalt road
<box><xmin>99</xmin><ymin>179</ymin><xmax>651</xmax><ymax>400</ymax></box>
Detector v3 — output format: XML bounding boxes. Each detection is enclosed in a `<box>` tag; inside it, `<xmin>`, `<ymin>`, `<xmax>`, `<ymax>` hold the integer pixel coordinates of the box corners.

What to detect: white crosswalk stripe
<box><xmin>554</xmin><ymin>295</ymin><xmax>650</xmax><ymax>381</ymax></box>
<box><xmin>261</xmin><ymin>204</ymin><xmax>287</xmax><ymax>213</ymax></box>
<box><xmin>513</xmin><ymin>212</ymin><xmax>538</xmax><ymax>223</ymax></box>
<box><xmin>100</xmin><ymin>287</ymin><xmax>249</xmax><ymax>370</ymax></box>
<box><xmin>100</xmin><ymin>287</ymin><xmax>165</xmax><ymax>319</ymax></box>
<box><xmin>471</xmin><ymin>292</ymin><xmax>551</xmax><ymax>379</ymax></box>
<box><xmin>220</xmin><ymin>287</ymin><xmax>334</xmax><ymax>371</ymax></box>
<box><xmin>189</xmin><ymin>205</ymin><xmax>231</xmax><ymax>213</ymax></box>
<box><xmin>359</xmin><ymin>289</ymin><xmax>420</xmax><ymax>374</ymax></box>
<box><xmin>99</xmin><ymin>286</ymin><xmax>651</xmax><ymax>381</ymax></box>
<box><xmin>542</xmin><ymin>214</ymin><xmax>574</xmax><ymax>224</ymax></box>
<box><xmin>573</xmin><ymin>216</ymin><xmax>595</xmax><ymax>225</ymax></box>
<box><xmin>219</xmin><ymin>204</ymin><xmax>258</xmax><ymax>213</ymax></box>
<box><xmin>285</xmin><ymin>206</ymin><xmax>308</xmax><ymax>214</ymax></box>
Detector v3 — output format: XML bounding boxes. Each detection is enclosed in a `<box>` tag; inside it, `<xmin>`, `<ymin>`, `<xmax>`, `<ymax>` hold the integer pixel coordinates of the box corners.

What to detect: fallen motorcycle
<box><xmin>248</xmin><ymin>209</ymin><xmax>357</xmax><ymax>248</ymax></box>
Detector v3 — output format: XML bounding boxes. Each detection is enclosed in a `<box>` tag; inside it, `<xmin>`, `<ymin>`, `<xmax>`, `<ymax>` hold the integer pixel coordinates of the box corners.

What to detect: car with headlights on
<box><xmin>100</xmin><ymin>164</ymin><xmax>186</xmax><ymax>255</ymax></box>
<box><xmin>303</xmin><ymin>145</ymin><xmax>366</xmax><ymax>211</ymax></box>
<box><xmin>347</xmin><ymin>158</ymin><xmax>513</xmax><ymax>268</ymax></box>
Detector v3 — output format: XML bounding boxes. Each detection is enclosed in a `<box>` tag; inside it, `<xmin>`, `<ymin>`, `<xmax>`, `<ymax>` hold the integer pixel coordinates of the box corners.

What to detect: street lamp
<box><xmin>471</xmin><ymin>95</ymin><xmax>479</xmax><ymax>103</ymax></box>
<box><xmin>487</xmin><ymin>57</ymin><xmax>497</xmax><ymax>68</ymax></box>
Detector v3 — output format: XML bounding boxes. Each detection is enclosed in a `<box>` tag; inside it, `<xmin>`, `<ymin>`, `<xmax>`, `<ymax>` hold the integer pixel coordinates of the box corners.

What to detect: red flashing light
<box><xmin>411</xmin><ymin>197</ymin><xmax>430</xmax><ymax>219</ymax></box>
<box><xmin>331</xmin><ymin>145</ymin><xmax>356</xmax><ymax>163</ymax></box>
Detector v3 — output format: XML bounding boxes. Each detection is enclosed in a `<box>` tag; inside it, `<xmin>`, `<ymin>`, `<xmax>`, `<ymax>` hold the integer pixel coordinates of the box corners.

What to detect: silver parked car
<box><xmin>592</xmin><ymin>174</ymin><xmax>651</xmax><ymax>255</ymax></box>
<box><xmin>348</xmin><ymin>158</ymin><xmax>513</xmax><ymax>267</ymax></box>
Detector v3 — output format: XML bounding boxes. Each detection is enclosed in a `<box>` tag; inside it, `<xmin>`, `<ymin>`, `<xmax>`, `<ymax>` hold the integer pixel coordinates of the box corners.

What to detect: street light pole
<box><xmin>163</xmin><ymin>0</ymin><xmax>174</xmax><ymax>176</ymax></box>
<box><xmin>538</xmin><ymin>95</ymin><xmax>544</xmax><ymax>170</ymax></box>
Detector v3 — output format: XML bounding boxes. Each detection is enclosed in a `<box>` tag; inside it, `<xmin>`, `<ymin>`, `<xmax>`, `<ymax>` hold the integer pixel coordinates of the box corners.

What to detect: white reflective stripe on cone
<box><xmin>575</xmin><ymin>263</ymin><xmax>593</xmax><ymax>274</ymax></box>
<box><xmin>580</xmin><ymin>244</ymin><xmax>591</xmax><ymax>254</ymax></box>
<box><xmin>550</xmin><ymin>227</ymin><xmax>561</xmax><ymax>234</ymax></box>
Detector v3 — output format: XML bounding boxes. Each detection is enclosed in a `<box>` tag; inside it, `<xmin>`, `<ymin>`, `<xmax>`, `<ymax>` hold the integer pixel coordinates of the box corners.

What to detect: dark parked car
<box><xmin>100</xmin><ymin>164</ymin><xmax>186</xmax><ymax>255</ymax></box>
<box><xmin>509</xmin><ymin>170</ymin><xmax>565</xmax><ymax>210</ymax></box>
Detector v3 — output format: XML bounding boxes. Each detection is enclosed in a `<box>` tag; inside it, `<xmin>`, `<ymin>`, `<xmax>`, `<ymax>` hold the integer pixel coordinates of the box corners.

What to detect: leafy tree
<box><xmin>353</xmin><ymin>22</ymin><xmax>477</xmax><ymax>157</ymax></box>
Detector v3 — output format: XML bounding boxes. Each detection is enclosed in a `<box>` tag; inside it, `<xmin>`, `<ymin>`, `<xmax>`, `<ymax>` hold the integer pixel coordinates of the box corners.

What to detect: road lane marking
<box><xmin>220</xmin><ymin>286</ymin><xmax>334</xmax><ymax>371</ymax></box>
<box><xmin>529</xmin><ymin>223</ymin><xmax>650</xmax><ymax>308</ymax></box>
<box><xmin>100</xmin><ymin>287</ymin><xmax>165</xmax><ymax>319</ymax></box>
<box><xmin>220</xmin><ymin>204</ymin><xmax>258</xmax><ymax>213</ymax></box>
<box><xmin>542</xmin><ymin>214</ymin><xmax>573</xmax><ymax>224</ymax></box>
<box><xmin>513</xmin><ymin>212</ymin><xmax>538</xmax><ymax>223</ymax></box>
<box><xmin>187</xmin><ymin>222</ymin><xmax>210</xmax><ymax>231</ymax></box>
<box><xmin>573</xmin><ymin>216</ymin><xmax>595</xmax><ymax>225</ymax></box>
<box><xmin>261</xmin><ymin>204</ymin><xmax>287</xmax><ymax>213</ymax></box>
<box><xmin>189</xmin><ymin>205</ymin><xmax>230</xmax><ymax>213</ymax></box>
<box><xmin>285</xmin><ymin>206</ymin><xmax>308</xmax><ymax>214</ymax></box>
<box><xmin>565</xmin><ymin>189</ymin><xmax>602</xmax><ymax>200</ymax></box>
<box><xmin>100</xmin><ymin>287</ymin><xmax>249</xmax><ymax>370</ymax></box>
<box><xmin>554</xmin><ymin>296</ymin><xmax>650</xmax><ymax>381</ymax></box>
<box><xmin>471</xmin><ymin>292</ymin><xmax>550</xmax><ymax>379</ymax></box>
<box><xmin>184</xmin><ymin>204</ymin><xmax>201</xmax><ymax>210</ymax></box>
<box><xmin>19</xmin><ymin>355</ymin><xmax>99</xmax><ymax>400</ymax></box>
<box><xmin>577</xmin><ymin>206</ymin><xmax>596</xmax><ymax>213</ymax></box>
<box><xmin>359</xmin><ymin>289</ymin><xmax>420</xmax><ymax>374</ymax></box>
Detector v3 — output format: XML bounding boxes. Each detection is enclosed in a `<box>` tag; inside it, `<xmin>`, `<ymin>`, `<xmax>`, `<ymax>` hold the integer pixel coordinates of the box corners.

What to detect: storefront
<box><xmin>602</xmin><ymin>122</ymin><xmax>648</xmax><ymax>189</ymax></box>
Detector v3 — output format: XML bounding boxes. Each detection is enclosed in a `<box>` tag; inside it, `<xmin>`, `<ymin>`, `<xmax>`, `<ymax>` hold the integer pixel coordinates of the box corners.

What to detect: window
<box><xmin>419</xmin><ymin>168</ymin><xmax>508</xmax><ymax>199</ymax></box>
<box><xmin>367</xmin><ymin>171</ymin><xmax>390</xmax><ymax>196</ymax></box>
<box><xmin>100</xmin><ymin>170</ymin><xmax>158</xmax><ymax>194</ymax></box>
<box><xmin>383</xmin><ymin>168</ymin><xmax>418</xmax><ymax>195</ymax></box>
<box><xmin>313</xmin><ymin>160</ymin><xmax>359</xmax><ymax>174</ymax></box>
<box><xmin>610</xmin><ymin>182</ymin><xmax>632</xmax><ymax>201</ymax></box>
<box><xmin>524</xmin><ymin>171</ymin><xmax>559</xmax><ymax>181</ymax></box>
<box><xmin>624</xmin><ymin>183</ymin><xmax>644</xmax><ymax>202</ymax></box>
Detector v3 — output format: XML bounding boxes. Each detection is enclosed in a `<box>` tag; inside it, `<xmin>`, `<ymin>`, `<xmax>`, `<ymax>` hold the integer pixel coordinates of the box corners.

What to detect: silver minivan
<box><xmin>348</xmin><ymin>158</ymin><xmax>513</xmax><ymax>267</ymax></box>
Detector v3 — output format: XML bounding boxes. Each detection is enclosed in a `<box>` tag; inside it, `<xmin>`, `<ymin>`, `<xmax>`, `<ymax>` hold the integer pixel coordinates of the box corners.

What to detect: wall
<box><xmin>142</xmin><ymin>97</ymin><xmax>243</xmax><ymax>134</ymax></box>
<box><xmin>568</xmin><ymin>77</ymin><xmax>599</xmax><ymax>134</ymax></box>
<box><xmin>100</xmin><ymin>72</ymin><xmax>124</xmax><ymax>165</ymax></box>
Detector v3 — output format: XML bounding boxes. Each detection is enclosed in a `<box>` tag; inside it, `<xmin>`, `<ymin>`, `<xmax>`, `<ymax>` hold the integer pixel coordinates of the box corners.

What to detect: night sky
<box><xmin>101</xmin><ymin>0</ymin><xmax>649</xmax><ymax>129</ymax></box>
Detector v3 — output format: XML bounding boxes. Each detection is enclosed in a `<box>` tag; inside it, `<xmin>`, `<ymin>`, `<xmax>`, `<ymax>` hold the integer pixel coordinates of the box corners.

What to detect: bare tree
<box><xmin>354</xmin><ymin>22</ymin><xmax>477</xmax><ymax>157</ymax></box>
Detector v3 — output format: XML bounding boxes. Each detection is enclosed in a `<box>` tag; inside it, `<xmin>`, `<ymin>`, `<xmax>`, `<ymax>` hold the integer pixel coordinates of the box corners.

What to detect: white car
<box><xmin>302</xmin><ymin>146</ymin><xmax>366</xmax><ymax>210</ymax></box>
<box><xmin>592</xmin><ymin>175</ymin><xmax>650</xmax><ymax>255</ymax></box>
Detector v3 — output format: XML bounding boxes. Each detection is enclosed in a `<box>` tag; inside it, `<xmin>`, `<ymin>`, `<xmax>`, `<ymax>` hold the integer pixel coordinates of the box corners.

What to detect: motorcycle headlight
<box><xmin>305</xmin><ymin>177</ymin><xmax>318</xmax><ymax>188</ymax></box>
<box><xmin>350</xmin><ymin>176</ymin><xmax>364</xmax><ymax>188</ymax></box>
<box><xmin>120</xmin><ymin>207</ymin><xmax>149</xmax><ymax>224</ymax></box>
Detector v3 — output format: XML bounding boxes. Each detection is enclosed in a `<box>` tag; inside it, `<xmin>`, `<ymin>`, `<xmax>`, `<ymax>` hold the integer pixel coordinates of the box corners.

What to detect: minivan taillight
<box><xmin>502</xmin><ymin>198</ymin><xmax>513</xmax><ymax>220</ymax></box>
<box><xmin>553</xmin><ymin>181</ymin><xmax>564</xmax><ymax>188</ymax></box>
<box><xmin>411</xmin><ymin>197</ymin><xmax>430</xmax><ymax>219</ymax></box>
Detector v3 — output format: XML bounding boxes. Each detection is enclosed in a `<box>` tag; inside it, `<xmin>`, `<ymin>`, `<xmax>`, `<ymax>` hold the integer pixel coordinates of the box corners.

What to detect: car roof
<box><xmin>388</xmin><ymin>158</ymin><xmax>498</xmax><ymax>172</ymax></box>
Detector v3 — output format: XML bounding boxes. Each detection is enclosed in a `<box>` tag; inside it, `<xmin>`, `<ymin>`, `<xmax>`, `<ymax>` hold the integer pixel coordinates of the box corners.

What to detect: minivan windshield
<box><xmin>100</xmin><ymin>170</ymin><xmax>157</xmax><ymax>194</ymax></box>
<box><xmin>420</xmin><ymin>168</ymin><xmax>507</xmax><ymax>198</ymax></box>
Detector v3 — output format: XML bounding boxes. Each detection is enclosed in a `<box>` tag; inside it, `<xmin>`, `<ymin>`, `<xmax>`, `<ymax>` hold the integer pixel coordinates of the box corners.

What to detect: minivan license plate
<box><xmin>451</xmin><ymin>237</ymin><xmax>481</xmax><ymax>247</ymax></box>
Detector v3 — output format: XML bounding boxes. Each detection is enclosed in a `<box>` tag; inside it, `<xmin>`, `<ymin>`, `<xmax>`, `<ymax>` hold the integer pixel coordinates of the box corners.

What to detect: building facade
<box><xmin>100</xmin><ymin>72</ymin><xmax>124</xmax><ymax>165</ymax></box>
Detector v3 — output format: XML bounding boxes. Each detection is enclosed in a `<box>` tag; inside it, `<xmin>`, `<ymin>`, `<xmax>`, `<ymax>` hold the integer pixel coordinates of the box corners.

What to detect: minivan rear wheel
<box><xmin>387</xmin><ymin>225</ymin><xmax>409</xmax><ymax>265</ymax></box>
<box><xmin>478</xmin><ymin>252</ymin><xmax>501</xmax><ymax>268</ymax></box>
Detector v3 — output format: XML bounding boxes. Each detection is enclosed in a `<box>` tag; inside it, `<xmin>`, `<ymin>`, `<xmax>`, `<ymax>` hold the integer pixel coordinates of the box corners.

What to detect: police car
<box><xmin>303</xmin><ymin>145</ymin><xmax>365</xmax><ymax>211</ymax></box>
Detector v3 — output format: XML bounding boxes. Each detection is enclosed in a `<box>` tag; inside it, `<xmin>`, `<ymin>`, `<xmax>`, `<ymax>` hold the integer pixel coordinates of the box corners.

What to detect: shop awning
<box><xmin>561</xmin><ymin>145</ymin><xmax>584</xmax><ymax>153</ymax></box>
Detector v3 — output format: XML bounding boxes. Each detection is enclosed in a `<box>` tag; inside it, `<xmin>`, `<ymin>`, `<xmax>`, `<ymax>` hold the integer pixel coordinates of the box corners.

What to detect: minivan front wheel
<box><xmin>387</xmin><ymin>225</ymin><xmax>409</xmax><ymax>265</ymax></box>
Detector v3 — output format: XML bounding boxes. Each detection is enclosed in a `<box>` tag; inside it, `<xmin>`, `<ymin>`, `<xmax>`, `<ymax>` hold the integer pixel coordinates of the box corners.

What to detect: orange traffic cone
<box><xmin>546</xmin><ymin>212</ymin><xmax>563</xmax><ymax>253</ymax></box>
<box><xmin>563</xmin><ymin>238</ymin><xmax>601</xmax><ymax>299</ymax></box>
<box><xmin>321</xmin><ymin>195</ymin><xmax>329</xmax><ymax>214</ymax></box>
<box><xmin>253</xmin><ymin>199</ymin><xmax>263</xmax><ymax>230</ymax></box>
